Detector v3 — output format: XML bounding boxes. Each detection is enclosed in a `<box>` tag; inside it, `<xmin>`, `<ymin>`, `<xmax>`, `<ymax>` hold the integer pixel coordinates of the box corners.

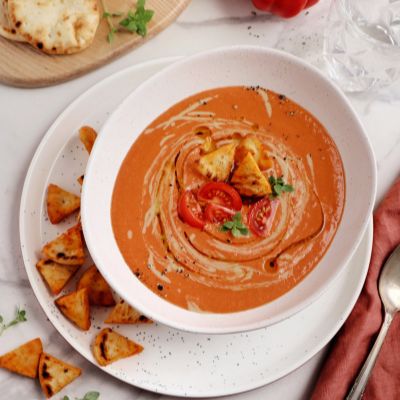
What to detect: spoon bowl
<box><xmin>379</xmin><ymin>245</ymin><xmax>400</xmax><ymax>313</ymax></box>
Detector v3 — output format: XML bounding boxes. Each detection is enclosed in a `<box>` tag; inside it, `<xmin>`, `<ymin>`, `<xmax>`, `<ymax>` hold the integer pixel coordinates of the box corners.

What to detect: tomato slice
<box><xmin>204</xmin><ymin>203</ymin><xmax>236</xmax><ymax>224</ymax></box>
<box><xmin>178</xmin><ymin>191</ymin><xmax>206</xmax><ymax>229</ymax></box>
<box><xmin>248</xmin><ymin>197</ymin><xmax>278</xmax><ymax>237</ymax></box>
<box><xmin>198</xmin><ymin>182</ymin><xmax>242</xmax><ymax>211</ymax></box>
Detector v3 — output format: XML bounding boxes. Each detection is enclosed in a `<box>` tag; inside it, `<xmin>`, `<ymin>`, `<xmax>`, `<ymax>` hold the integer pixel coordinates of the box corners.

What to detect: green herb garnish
<box><xmin>62</xmin><ymin>391</ymin><xmax>100</xmax><ymax>400</ymax></box>
<box><xmin>268</xmin><ymin>176</ymin><xmax>294</xmax><ymax>197</ymax></box>
<box><xmin>119</xmin><ymin>0</ymin><xmax>154</xmax><ymax>37</ymax></box>
<box><xmin>101</xmin><ymin>0</ymin><xmax>154</xmax><ymax>43</ymax></box>
<box><xmin>220</xmin><ymin>212</ymin><xmax>249</xmax><ymax>237</ymax></box>
<box><xmin>0</xmin><ymin>307</ymin><xmax>27</xmax><ymax>337</ymax></box>
<box><xmin>102</xmin><ymin>11</ymin><xmax>123</xmax><ymax>18</ymax></box>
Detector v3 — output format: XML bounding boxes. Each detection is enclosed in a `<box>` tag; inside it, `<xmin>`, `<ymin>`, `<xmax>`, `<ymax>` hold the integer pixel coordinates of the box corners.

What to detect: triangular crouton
<box><xmin>37</xmin><ymin>259</ymin><xmax>80</xmax><ymax>295</ymax></box>
<box><xmin>92</xmin><ymin>328</ymin><xmax>143</xmax><ymax>366</ymax></box>
<box><xmin>105</xmin><ymin>300</ymin><xmax>152</xmax><ymax>324</ymax></box>
<box><xmin>42</xmin><ymin>225</ymin><xmax>85</xmax><ymax>266</ymax></box>
<box><xmin>79</xmin><ymin>126</ymin><xmax>97</xmax><ymax>154</ymax></box>
<box><xmin>231</xmin><ymin>152</ymin><xmax>271</xmax><ymax>197</ymax></box>
<box><xmin>46</xmin><ymin>184</ymin><xmax>80</xmax><ymax>224</ymax></box>
<box><xmin>197</xmin><ymin>143</ymin><xmax>236</xmax><ymax>181</ymax></box>
<box><xmin>77</xmin><ymin>265</ymin><xmax>115</xmax><ymax>307</ymax></box>
<box><xmin>55</xmin><ymin>288</ymin><xmax>90</xmax><ymax>331</ymax></box>
<box><xmin>0</xmin><ymin>338</ymin><xmax>43</xmax><ymax>378</ymax></box>
<box><xmin>77</xmin><ymin>175</ymin><xmax>84</xmax><ymax>186</ymax></box>
<box><xmin>38</xmin><ymin>352</ymin><xmax>81</xmax><ymax>398</ymax></box>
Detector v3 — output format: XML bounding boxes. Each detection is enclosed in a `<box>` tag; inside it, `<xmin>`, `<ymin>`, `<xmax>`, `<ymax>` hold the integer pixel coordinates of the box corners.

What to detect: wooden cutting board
<box><xmin>0</xmin><ymin>0</ymin><xmax>190</xmax><ymax>88</ymax></box>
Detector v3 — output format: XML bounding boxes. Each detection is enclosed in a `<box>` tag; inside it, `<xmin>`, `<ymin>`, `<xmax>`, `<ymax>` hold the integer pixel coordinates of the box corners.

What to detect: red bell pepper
<box><xmin>252</xmin><ymin>0</ymin><xmax>319</xmax><ymax>18</ymax></box>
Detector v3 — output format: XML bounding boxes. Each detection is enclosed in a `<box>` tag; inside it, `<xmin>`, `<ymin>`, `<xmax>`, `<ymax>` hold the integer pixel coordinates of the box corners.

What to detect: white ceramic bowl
<box><xmin>82</xmin><ymin>46</ymin><xmax>376</xmax><ymax>334</ymax></box>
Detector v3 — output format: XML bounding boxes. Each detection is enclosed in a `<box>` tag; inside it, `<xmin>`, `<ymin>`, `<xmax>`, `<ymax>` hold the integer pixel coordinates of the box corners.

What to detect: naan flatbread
<box><xmin>0</xmin><ymin>0</ymin><xmax>24</xmax><ymax>41</ymax></box>
<box><xmin>8</xmin><ymin>0</ymin><xmax>99</xmax><ymax>54</ymax></box>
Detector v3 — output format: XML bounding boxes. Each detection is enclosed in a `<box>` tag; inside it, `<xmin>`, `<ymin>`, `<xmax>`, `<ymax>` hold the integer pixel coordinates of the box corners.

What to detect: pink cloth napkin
<box><xmin>312</xmin><ymin>178</ymin><xmax>400</xmax><ymax>400</ymax></box>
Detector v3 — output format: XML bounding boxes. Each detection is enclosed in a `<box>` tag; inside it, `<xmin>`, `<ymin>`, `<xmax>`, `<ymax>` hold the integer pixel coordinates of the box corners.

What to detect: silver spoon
<box><xmin>347</xmin><ymin>244</ymin><xmax>400</xmax><ymax>400</ymax></box>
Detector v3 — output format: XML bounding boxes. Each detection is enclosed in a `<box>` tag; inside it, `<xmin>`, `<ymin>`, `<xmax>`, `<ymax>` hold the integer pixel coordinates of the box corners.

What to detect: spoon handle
<box><xmin>346</xmin><ymin>312</ymin><xmax>393</xmax><ymax>400</ymax></box>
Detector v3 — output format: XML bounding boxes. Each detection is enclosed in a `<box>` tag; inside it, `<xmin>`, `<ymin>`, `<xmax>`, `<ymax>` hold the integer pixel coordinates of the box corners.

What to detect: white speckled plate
<box><xmin>19</xmin><ymin>57</ymin><xmax>373</xmax><ymax>397</ymax></box>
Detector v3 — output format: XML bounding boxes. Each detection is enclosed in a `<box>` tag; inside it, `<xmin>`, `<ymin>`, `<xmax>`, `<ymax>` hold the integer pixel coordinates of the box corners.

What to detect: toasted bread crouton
<box><xmin>55</xmin><ymin>288</ymin><xmax>90</xmax><ymax>331</ymax></box>
<box><xmin>79</xmin><ymin>126</ymin><xmax>97</xmax><ymax>154</ymax></box>
<box><xmin>42</xmin><ymin>225</ymin><xmax>84</xmax><ymax>266</ymax></box>
<box><xmin>46</xmin><ymin>184</ymin><xmax>80</xmax><ymax>224</ymax></box>
<box><xmin>231</xmin><ymin>152</ymin><xmax>271</xmax><ymax>197</ymax></box>
<box><xmin>235</xmin><ymin>136</ymin><xmax>263</xmax><ymax>163</ymax></box>
<box><xmin>0</xmin><ymin>338</ymin><xmax>42</xmax><ymax>378</ymax></box>
<box><xmin>37</xmin><ymin>259</ymin><xmax>80</xmax><ymax>295</ymax></box>
<box><xmin>105</xmin><ymin>300</ymin><xmax>152</xmax><ymax>324</ymax></box>
<box><xmin>77</xmin><ymin>265</ymin><xmax>115</xmax><ymax>307</ymax></box>
<box><xmin>92</xmin><ymin>328</ymin><xmax>143</xmax><ymax>366</ymax></box>
<box><xmin>197</xmin><ymin>143</ymin><xmax>236</xmax><ymax>181</ymax></box>
<box><xmin>235</xmin><ymin>136</ymin><xmax>273</xmax><ymax>170</ymax></box>
<box><xmin>200</xmin><ymin>136</ymin><xmax>217</xmax><ymax>154</ymax></box>
<box><xmin>38</xmin><ymin>352</ymin><xmax>81</xmax><ymax>398</ymax></box>
<box><xmin>77</xmin><ymin>175</ymin><xmax>84</xmax><ymax>186</ymax></box>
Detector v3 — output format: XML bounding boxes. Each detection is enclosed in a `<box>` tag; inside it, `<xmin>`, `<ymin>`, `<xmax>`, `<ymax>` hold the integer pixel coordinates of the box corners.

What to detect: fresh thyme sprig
<box><xmin>0</xmin><ymin>306</ymin><xmax>27</xmax><ymax>337</ymax></box>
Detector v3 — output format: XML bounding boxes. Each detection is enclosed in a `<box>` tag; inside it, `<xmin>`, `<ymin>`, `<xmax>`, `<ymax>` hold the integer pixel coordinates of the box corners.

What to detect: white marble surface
<box><xmin>1</xmin><ymin>0</ymin><xmax>400</xmax><ymax>399</ymax></box>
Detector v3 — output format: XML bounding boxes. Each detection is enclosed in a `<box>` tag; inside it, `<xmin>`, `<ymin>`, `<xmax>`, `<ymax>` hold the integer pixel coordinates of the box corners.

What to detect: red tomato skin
<box><xmin>178</xmin><ymin>191</ymin><xmax>206</xmax><ymax>229</ymax></box>
<box><xmin>248</xmin><ymin>198</ymin><xmax>278</xmax><ymax>237</ymax></box>
<box><xmin>197</xmin><ymin>182</ymin><xmax>242</xmax><ymax>211</ymax></box>
<box><xmin>252</xmin><ymin>0</ymin><xmax>316</xmax><ymax>18</ymax></box>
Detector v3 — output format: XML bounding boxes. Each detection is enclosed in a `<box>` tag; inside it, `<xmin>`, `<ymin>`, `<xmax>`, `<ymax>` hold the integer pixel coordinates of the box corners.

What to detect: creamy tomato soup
<box><xmin>111</xmin><ymin>86</ymin><xmax>345</xmax><ymax>313</ymax></box>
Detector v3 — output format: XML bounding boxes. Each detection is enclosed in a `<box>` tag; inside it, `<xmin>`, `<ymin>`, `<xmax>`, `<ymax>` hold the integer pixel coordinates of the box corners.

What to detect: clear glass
<box><xmin>324</xmin><ymin>0</ymin><xmax>400</xmax><ymax>92</ymax></box>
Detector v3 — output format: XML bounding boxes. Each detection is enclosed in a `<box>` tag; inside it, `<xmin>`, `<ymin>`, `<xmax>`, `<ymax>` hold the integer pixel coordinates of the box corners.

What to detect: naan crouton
<box><xmin>42</xmin><ymin>225</ymin><xmax>84</xmax><ymax>266</ymax></box>
<box><xmin>38</xmin><ymin>352</ymin><xmax>81</xmax><ymax>398</ymax></box>
<box><xmin>55</xmin><ymin>288</ymin><xmax>90</xmax><ymax>331</ymax></box>
<box><xmin>37</xmin><ymin>259</ymin><xmax>80</xmax><ymax>295</ymax></box>
<box><xmin>197</xmin><ymin>143</ymin><xmax>236</xmax><ymax>181</ymax></box>
<box><xmin>0</xmin><ymin>338</ymin><xmax>42</xmax><ymax>378</ymax></box>
<box><xmin>79</xmin><ymin>126</ymin><xmax>97</xmax><ymax>154</ymax></box>
<box><xmin>105</xmin><ymin>300</ymin><xmax>152</xmax><ymax>324</ymax></box>
<box><xmin>235</xmin><ymin>136</ymin><xmax>263</xmax><ymax>163</ymax></box>
<box><xmin>46</xmin><ymin>184</ymin><xmax>80</xmax><ymax>224</ymax></box>
<box><xmin>235</xmin><ymin>136</ymin><xmax>273</xmax><ymax>170</ymax></box>
<box><xmin>92</xmin><ymin>328</ymin><xmax>143</xmax><ymax>366</ymax></box>
<box><xmin>231</xmin><ymin>152</ymin><xmax>271</xmax><ymax>197</ymax></box>
<box><xmin>77</xmin><ymin>265</ymin><xmax>115</xmax><ymax>307</ymax></box>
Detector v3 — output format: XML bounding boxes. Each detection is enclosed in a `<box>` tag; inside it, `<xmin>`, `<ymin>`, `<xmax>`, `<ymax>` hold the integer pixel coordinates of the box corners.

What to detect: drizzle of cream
<box><xmin>147</xmin><ymin>253</ymin><xmax>171</xmax><ymax>284</ymax></box>
<box><xmin>186</xmin><ymin>299</ymin><xmax>209</xmax><ymax>313</ymax></box>
<box><xmin>127</xmin><ymin>230</ymin><xmax>133</xmax><ymax>240</ymax></box>
<box><xmin>257</xmin><ymin>88</ymin><xmax>272</xmax><ymax>118</ymax></box>
<box><xmin>306</xmin><ymin>153</ymin><xmax>316</xmax><ymax>184</ymax></box>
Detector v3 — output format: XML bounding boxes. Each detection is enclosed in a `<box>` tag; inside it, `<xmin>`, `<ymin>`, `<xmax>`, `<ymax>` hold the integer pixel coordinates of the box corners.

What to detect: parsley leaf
<box><xmin>82</xmin><ymin>392</ymin><xmax>100</xmax><ymax>400</ymax></box>
<box><xmin>268</xmin><ymin>176</ymin><xmax>294</xmax><ymax>198</ymax></box>
<box><xmin>102</xmin><ymin>0</ymin><xmax>154</xmax><ymax>42</ymax></box>
<box><xmin>221</xmin><ymin>213</ymin><xmax>249</xmax><ymax>237</ymax></box>
<box><xmin>0</xmin><ymin>306</ymin><xmax>27</xmax><ymax>337</ymax></box>
<box><xmin>61</xmin><ymin>391</ymin><xmax>100</xmax><ymax>400</ymax></box>
<box><xmin>119</xmin><ymin>1</ymin><xmax>154</xmax><ymax>37</ymax></box>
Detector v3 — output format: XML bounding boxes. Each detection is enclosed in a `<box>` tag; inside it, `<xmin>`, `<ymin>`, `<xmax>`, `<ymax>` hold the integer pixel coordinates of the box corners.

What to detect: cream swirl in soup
<box><xmin>111</xmin><ymin>86</ymin><xmax>345</xmax><ymax>313</ymax></box>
